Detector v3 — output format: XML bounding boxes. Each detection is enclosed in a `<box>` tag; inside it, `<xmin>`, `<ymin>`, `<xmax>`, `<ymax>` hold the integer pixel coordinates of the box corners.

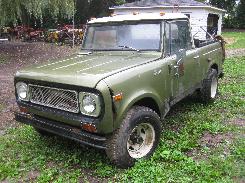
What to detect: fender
<box><xmin>112</xmin><ymin>89</ymin><xmax>167</xmax><ymax>130</ymax></box>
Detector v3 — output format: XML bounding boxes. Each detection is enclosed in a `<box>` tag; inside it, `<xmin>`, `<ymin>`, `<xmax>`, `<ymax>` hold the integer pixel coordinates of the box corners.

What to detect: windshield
<box><xmin>82</xmin><ymin>22</ymin><xmax>161</xmax><ymax>51</ymax></box>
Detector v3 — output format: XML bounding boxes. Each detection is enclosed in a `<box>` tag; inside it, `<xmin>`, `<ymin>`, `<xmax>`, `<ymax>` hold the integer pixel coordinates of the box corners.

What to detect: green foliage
<box><xmin>195</xmin><ymin>0</ymin><xmax>207</xmax><ymax>2</ymax></box>
<box><xmin>0</xmin><ymin>103</ymin><xmax>4</xmax><ymax>111</ymax></box>
<box><xmin>0</xmin><ymin>0</ymin><xmax>125</xmax><ymax>27</ymax></box>
<box><xmin>236</xmin><ymin>0</ymin><xmax>245</xmax><ymax>28</ymax></box>
<box><xmin>0</xmin><ymin>0</ymin><xmax>75</xmax><ymax>26</ymax></box>
<box><xmin>208</xmin><ymin>0</ymin><xmax>236</xmax><ymax>28</ymax></box>
<box><xmin>209</xmin><ymin>0</ymin><xmax>236</xmax><ymax>13</ymax></box>
<box><xmin>0</xmin><ymin>53</ymin><xmax>244</xmax><ymax>182</ymax></box>
<box><xmin>0</xmin><ymin>53</ymin><xmax>10</xmax><ymax>65</ymax></box>
<box><xmin>223</xmin><ymin>32</ymin><xmax>245</xmax><ymax>49</ymax></box>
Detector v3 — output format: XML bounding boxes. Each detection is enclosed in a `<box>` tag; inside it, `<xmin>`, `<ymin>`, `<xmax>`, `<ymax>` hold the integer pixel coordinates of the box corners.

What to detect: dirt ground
<box><xmin>0</xmin><ymin>41</ymin><xmax>244</xmax><ymax>132</ymax></box>
<box><xmin>0</xmin><ymin>41</ymin><xmax>77</xmax><ymax>131</ymax></box>
<box><xmin>226</xmin><ymin>48</ymin><xmax>245</xmax><ymax>58</ymax></box>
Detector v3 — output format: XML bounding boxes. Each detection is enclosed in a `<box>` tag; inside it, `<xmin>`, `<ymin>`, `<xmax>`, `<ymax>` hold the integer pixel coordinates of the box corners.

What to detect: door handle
<box><xmin>153</xmin><ymin>69</ymin><xmax>162</xmax><ymax>76</ymax></box>
<box><xmin>194</xmin><ymin>56</ymin><xmax>200</xmax><ymax>59</ymax></box>
<box><xmin>173</xmin><ymin>65</ymin><xmax>180</xmax><ymax>77</ymax></box>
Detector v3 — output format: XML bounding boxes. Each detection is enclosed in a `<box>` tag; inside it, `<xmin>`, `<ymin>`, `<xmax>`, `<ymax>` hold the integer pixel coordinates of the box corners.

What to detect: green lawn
<box><xmin>223</xmin><ymin>32</ymin><xmax>245</xmax><ymax>49</ymax></box>
<box><xmin>0</xmin><ymin>103</ymin><xmax>4</xmax><ymax>112</ymax></box>
<box><xmin>1</xmin><ymin>56</ymin><xmax>245</xmax><ymax>182</ymax></box>
<box><xmin>0</xmin><ymin>53</ymin><xmax>11</xmax><ymax>65</ymax></box>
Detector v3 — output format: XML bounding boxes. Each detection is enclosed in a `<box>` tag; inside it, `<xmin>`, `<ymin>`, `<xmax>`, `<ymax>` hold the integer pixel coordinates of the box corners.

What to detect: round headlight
<box><xmin>79</xmin><ymin>92</ymin><xmax>101</xmax><ymax>117</ymax></box>
<box><xmin>16</xmin><ymin>82</ymin><xmax>29</xmax><ymax>101</ymax></box>
<box><xmin>82</xmin><ymin>95</ymin><xmax>96</xmax><ymax>113</ymax></box>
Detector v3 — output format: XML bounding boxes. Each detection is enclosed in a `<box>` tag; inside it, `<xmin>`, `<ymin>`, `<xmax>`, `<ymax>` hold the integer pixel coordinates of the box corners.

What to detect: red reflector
<box><xmin>82</xmin><ymin>123</ymin><xmax>97</xmax><ymax>133</ymax></box>
<box><xmin>19</xmin><ymin>106</ymin><xmax>28</xmax><ymax>114</ymax></box>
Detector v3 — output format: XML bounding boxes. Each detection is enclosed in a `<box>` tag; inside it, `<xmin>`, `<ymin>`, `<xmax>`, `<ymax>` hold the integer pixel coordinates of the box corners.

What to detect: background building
<box><xmin>110</xmin><ymin>0</ymin><xmax>226</xmax><ymax>40</ymax></box>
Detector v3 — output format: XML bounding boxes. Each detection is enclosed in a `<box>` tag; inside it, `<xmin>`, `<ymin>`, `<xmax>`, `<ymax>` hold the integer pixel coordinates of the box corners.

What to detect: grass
<box><xmin>0</xmin><ymin>103</ymin><xmax>4</xmax><ymax>111</ymax></box>
<box><xmin>0</xmin><ymin>53</ymin><xmax>10</xmax><ymax>65</ymax></box>
<box><xmin>222</xmin><ymin>32</ymin><xmax>245</xmax><ymax>49</ymax></box>
<box><xmin>0</xmin><ymin>56</ymin><xmax>245</xmax><ymax>181</ymax></box>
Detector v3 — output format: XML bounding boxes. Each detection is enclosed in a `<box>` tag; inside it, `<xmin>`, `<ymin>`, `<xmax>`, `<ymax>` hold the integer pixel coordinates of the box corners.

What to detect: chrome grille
<box><xmin>29</xmin><ymin>84</ymin><xmax>79</xmax><ymax>113</ymax></box>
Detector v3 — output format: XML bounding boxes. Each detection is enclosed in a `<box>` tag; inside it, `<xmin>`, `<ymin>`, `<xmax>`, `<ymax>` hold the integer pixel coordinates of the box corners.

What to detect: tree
<box><xmin>209</xmin><ymin>0</ymin><xmax>236</xmax><ymax>13</ymax></box>
<box><xmin>0</xmin><ymin>0</ymin><xmax>75</xmax><ymax>26</ymax></box>
<box><xmin>88</xmin><ymin>0</ymin><xmax>124</xmax><ymax>18</ymax></box>
<box><xmin>75</xmin><ymin>0</ymin><xmax>89</xmax><ymax>24</ymax></box>
<box><xmin>195</xmin><ymin>0</ymin><xmax>207</xmax><ymax>2</ymax></box>
<box><xmin>0</xmin><ymin>0</ymin><xmax>124</xmax><ymax>27</ymax></box>
<box><xmin>236</xmin><ymin>0</ymin><xmax>245</xmax><ymax>28</ymax></box>
<box><xmin>208</xmin><ymin>0</ymin><xmax>236</xmax><ymax>28</ymax></box>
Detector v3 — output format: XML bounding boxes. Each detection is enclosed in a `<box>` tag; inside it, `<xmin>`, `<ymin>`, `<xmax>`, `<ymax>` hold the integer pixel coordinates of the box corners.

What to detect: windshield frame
<box><xmin>81</xmin><ymin>20</ymin><xmax>163</xmax><ymax>52</ymax></box>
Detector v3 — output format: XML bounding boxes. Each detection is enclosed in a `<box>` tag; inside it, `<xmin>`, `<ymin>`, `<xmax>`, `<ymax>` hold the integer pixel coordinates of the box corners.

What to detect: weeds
<box><xmin>0</xmin><ymin>53</ymin><xmax>10</xmax><ymax>65</ymax></box>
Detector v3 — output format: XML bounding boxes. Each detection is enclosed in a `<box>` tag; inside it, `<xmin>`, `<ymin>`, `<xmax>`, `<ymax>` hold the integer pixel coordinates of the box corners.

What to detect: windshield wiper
<box><xmin>118</xmin><ymin>45</ymin><xmax>140</xmax><ymax>52</ymax></box>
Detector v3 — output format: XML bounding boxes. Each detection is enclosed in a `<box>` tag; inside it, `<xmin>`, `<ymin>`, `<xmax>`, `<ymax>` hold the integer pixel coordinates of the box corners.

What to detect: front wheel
<box><xmin>106</xmin><ymin>106</ymin><xmax>162</xmax><ymax>168</ymax></box>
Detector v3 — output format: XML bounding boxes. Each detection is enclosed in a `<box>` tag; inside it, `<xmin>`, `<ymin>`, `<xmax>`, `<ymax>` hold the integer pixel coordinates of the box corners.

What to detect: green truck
<box><xmin>15</xmin><ymin>13</ymin><xmax>225</xmax><ymax>168</ymax></box>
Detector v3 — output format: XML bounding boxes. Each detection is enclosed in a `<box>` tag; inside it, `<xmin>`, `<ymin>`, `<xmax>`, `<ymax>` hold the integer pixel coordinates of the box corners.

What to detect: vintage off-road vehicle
<box><xmin>15</xmin><ymin>13</ymin><xmax>225</xmax><ymax>168</ymax></box>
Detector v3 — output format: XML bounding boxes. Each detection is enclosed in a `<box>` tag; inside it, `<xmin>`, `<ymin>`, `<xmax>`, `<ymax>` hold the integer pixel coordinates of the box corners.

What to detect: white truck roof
<box><xmin>88</xmin><ymin>13</ymin><xmax>188</xmax><ymax>24</ymax></box>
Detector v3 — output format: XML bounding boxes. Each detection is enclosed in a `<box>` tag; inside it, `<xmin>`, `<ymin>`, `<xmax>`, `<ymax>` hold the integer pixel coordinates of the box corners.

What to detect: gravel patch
<box><xmin>226</xmin><ymin>48</ymin><xmax>245</xmax><ymax>58</ymax></box>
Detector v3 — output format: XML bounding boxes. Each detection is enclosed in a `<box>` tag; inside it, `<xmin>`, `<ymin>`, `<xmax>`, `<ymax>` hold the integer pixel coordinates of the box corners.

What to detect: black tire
<box><xmin>106</xmin><ymin>106</ymin><xmax>162</xmax><ymax>168</ymax></box>
<box><xmin>34</xmin><ymin>127</ymin><xmax>54</xmax><ymax>137</ymax></box>
<box><xmin>199</xmin><ymin>68</ymin><xmax>218</xmax><ymax>103</ymax></box>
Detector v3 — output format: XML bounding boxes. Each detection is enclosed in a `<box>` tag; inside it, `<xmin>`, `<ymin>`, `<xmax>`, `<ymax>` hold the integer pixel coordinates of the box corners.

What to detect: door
<box><xmin>165</xmin><ymin>20</ymin><xmax>199</xmax><ymax>104</ymax></box>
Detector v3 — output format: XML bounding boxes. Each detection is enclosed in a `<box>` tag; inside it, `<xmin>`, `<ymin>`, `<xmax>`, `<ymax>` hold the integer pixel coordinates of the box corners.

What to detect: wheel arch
<box><xmin>211</xmin><ymin>63</ymin><xmax>218</xmax><ymax>73</ymax></box>
<box><xmin>114</xmin><ymin>92</ymin><xmax>164</xmax><ymax>130</ymax></box>
<box><xmin>133</xmin><ymin>97</ymin><xmax>161</xmax><ymax>117</ymax></box>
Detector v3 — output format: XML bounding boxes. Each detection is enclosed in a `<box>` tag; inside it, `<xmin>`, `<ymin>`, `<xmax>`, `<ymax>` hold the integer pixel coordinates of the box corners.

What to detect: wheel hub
<box><xmin>127</xmin><ymin>123</ymin><xmax>155</xmax><ymax>159</ymax></box>
<box><xmin>211</xmin><ymin>77</ymin><xmax>218</xmax><ymax>98</ymax></box>
<box><xmin>130</xmin><ymin>131</ymin><xmax>144</xmax><ymax>144</ymax></box>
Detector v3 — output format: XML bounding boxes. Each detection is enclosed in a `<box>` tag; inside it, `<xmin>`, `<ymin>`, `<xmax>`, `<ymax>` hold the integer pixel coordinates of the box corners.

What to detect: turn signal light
<box><xmin>113</xmin><ymin>93</ymin><xmax>123</xmax><ymax>102</ymax></box>
<box><xmin>82</xmin><ymin>123</ymin><xmax>97</xmax><ymax>133</ymax></box>
<box><xmin>160</xmin><ymin>12</ymin><xmax>165</xmax><ymax>16</ymax></box>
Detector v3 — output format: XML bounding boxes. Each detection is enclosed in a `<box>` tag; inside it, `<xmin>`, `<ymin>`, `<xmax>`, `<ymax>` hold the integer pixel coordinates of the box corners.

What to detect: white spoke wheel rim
<box><xmin>211</xmin><ymin>77</ymin><xmax>218</xmax><ymax>98</ymax></box>
<box><xmin>127</xmin><ymin>123</ymin><xmax>155</xmax><ymax>159</ymax></box>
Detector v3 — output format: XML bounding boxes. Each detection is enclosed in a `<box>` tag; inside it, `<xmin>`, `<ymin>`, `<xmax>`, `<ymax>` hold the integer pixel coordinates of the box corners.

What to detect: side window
<box><xmin>164</xmin><ymin>23</ymin><xmax>170</xmax><ymax>56</ymax></box>
<box><xmin>169</xmin><ymin>20</ymin><xmax>192</xmax><ymax>55</ymax></box>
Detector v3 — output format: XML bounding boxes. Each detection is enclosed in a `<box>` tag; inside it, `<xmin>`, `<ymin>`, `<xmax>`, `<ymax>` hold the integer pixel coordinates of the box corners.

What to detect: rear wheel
<box><xmin>106</xmin><ymin>106</ymin><xmax>161</xmax><ymax>168</ymax></box>
<box><xmin>199</xmin><ymin>68</ymin><xmax>218</xmax><ymax>102</ymax></box>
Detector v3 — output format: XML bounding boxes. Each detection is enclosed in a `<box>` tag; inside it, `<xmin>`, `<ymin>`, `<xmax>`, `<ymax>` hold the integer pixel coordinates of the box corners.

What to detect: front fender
<box><xmin>111</xmin><ymin>87</ymin><xmax>164</xmax><ymax>130</ymax></box>
<box><xmin>102</xmin><ymin>56</ymin><xmax>171</xmax><ymax>131</ymax></box>
<box><xmin>95</xmin><ymin>80</ymin><xmax>114</xmax><ymax>134</ymax></box>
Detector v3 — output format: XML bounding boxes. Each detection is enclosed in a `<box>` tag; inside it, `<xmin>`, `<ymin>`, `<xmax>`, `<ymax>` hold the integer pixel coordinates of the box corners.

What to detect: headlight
<box><xmin>16</xmin><ymin>82</ymin><xmax>29</xmax><ymax>101</ymax></box>
<box><xmin>79</xmin><ymin>92</ymin><xmax>101</xmax><ymax>117</ymax></box>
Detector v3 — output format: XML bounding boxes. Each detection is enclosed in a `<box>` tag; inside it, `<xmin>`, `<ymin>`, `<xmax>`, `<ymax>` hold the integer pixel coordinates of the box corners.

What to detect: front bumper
<box><xmin>15</xmin><ymin>112</ymin><xmax>107</xmax><ymax>149</ymax></box>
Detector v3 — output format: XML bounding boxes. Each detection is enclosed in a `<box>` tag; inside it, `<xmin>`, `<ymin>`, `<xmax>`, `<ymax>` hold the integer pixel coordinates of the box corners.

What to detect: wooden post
<box><xmin>73</xmin><ymin>0</ymin><xmax>75</xmax><ymax>48</ymax></box>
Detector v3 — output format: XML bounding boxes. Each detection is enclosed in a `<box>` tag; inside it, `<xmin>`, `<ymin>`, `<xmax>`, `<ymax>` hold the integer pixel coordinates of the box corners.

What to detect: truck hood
<box><xmin>15</xmin><ymin>51</ymin><xmax>161</xmax><ymax>88</ymax></box>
